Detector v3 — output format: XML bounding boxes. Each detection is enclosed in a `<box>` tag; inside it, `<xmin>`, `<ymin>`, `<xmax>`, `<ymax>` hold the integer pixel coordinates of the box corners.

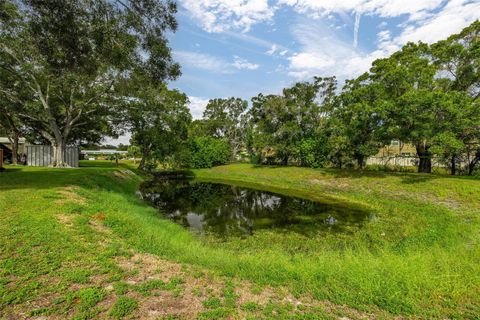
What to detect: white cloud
<box><xmin>103</xmin><ymin>132</ymin><xmax>132</xmax><ymax>146</ymax></box>
<box><xmin>188</xmin><ymin>96</ymin><xmax>210</xmax><ymax>119</ymax></box>
<box><xmin>174</xmin><ymin>51</ymin><xmax>233</xmax><ymax>74</ymax></box>
<box><xmin>377</xmin><ymin>21</ymin><xmax>388</xmax><ymax>28</ymax></box>
<box><xmin>179</xmin><ymin>0</ymin><xmax>275</xmax><ymax>33</ymax></box>
<box><xmin>286</xmin><ymin>21</ymin><xmax>377</xmax><ymax>81</ymax></box>
<box><xmin>266</xmin><ymin>45</ymin><xmax>289</xmax><ymax>57</ymax></box>
<box><xmin>392</xmin><ymin>0</ymin><xmax>480</xmax><ymax>45</ymax></box>
<box><xmin>266</xmin><ymin>44</ymin><xmax>278</xmax><ymax>55</ymax></box>
<box><xmin>284</xmin><ymin>1</ymin><xmax>479</xmax><ymax>82</ymax></box>
<box><xmin>233</xmin><ymin>56</ymin><xmax>260</xmax><ymax>70</ymax></box>
<box><xmin>278</xmin><ymin>0</ymin><xmax>444</xmax><ymax>19</ymax></box>
<box><xmin>175</xmin><ymin>51</ymin><xmax>259</xmax><ymax>73</ymax></box>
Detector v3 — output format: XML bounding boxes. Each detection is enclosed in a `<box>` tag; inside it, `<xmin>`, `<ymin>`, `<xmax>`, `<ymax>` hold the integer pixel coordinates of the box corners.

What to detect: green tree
<box><xmin>126</xmin><ymin>84</ymin><xmax>191</xmax><ymax>170</ymax></box>
<box><xmin>249</xmin><ymin>78</ymin><xmax>334</xmax><ymax>165</ymax></box>
<box><xmin>202</xmin><ymin>98</ymin><xmax>248</xmax><ymax>159</ymax></box>
<box><xmin>0</xmin><ymin>0</ymin><xmax>180</xmax><ymax>167</ymax></box>
<box><xmin>369</xmin><ymin>42</ymin><xmax>438</xmax><ymax>173</ymax></box>
<box><xmin>329</xmin><ymin>74</ymin><xmax>389</xmax><ymax>168</ymax></box>
<box><xmin>184</xmin><ymin>137</ymin><xmax>231</xmax><ymax>169</ymax></box>
<box><xmin>431</xmin><ymin>20</ymin><xmax>480</xmax><ymax>175</ymax></box>
<box><xmin>127</xmin><ymin>145</ymin><xmax>141</xmax><ymax>164</ymax></box>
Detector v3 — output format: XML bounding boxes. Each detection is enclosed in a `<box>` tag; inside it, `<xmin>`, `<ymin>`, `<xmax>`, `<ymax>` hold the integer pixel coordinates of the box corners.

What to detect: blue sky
<box><xmin>168</xmin><ymin>0</ymin><xmax>480</xmax><ymax>119</ymax></box>
<box><xmin>108</xmin><ymin>0</ymin><xmax>480</xmax><ymax>144</ymax></box>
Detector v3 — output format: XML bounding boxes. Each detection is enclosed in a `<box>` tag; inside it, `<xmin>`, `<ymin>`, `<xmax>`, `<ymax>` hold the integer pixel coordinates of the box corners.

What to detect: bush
<box><xmin>183</xmin><ymin>137</ymin><xmax>231</xmax><ymax>169</ymax></box>
<box><xmin>249</xmin><ymin>153</ymin><xmax>262</xmax><ymax>165</ymax></box>
<box><xmin>294</xmin><ymin>138</ymin><xmax>328</xmax><ymax>168</ymax></box>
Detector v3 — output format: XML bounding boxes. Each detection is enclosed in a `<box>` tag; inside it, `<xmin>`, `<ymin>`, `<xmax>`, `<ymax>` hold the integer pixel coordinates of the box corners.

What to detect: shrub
<box><xmin>249</xmin><ymin>153</ymin><xmax>262</xmax><ymax>164</ymax></box>
<box><xmin>183</xmin><ymin>137</ymin><xmax>231</xmax><ymax>169</ymax></box>
<box><xmin>294</xmin><ymin>138</ymin><xmax>328</xmax><ymax>168</ymax></box>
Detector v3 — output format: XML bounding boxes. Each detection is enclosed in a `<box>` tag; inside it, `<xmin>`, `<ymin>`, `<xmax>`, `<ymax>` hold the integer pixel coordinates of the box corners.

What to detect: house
<box><xmin>375</xmin><ymin>140</ymin><xmax>417</xmax><ymax>157</ymax></box>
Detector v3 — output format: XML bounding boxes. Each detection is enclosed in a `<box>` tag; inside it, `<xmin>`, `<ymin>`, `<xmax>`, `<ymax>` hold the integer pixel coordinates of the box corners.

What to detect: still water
<box><xmin>140</xmin><ymin>176</ymin><xmax>370</xmax><ymax>237</ymax></box>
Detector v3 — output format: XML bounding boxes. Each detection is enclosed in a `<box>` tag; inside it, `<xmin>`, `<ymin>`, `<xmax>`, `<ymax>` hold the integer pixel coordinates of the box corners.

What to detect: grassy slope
<box><xmin>193</xmin><ymin>165</ymin><xmax>480</xmax><ymax>317</ymax></box>
<box><xmin>0</xmin><ymin>162</ymin><xmax>479</xmax><ymax>318</ymax></box>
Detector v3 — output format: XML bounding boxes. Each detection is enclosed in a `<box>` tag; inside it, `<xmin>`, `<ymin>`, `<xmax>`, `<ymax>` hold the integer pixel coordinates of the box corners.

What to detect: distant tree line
<box><xmin>193</xmin><ymin>21</ymin><xmax>480</xmax><ymax>175</ymax></box>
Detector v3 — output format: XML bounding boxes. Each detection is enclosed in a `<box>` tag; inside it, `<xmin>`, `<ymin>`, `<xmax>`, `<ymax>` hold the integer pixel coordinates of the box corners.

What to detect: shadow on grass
<box><xmin>0</xmin><ymin>167</ymin><xmax>23</xmax><ymax>173</ymax></box>
<box><xmin>0</xmin><ymin>166</ymin><xmax>137</xmax><ymax>193</ymax></box>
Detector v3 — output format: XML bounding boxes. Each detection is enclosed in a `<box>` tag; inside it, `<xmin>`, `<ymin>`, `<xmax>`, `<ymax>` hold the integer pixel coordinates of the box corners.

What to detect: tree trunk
<box><xmin>416</xmin><ymin>144</ymin><xmax>432</xmax><ymax>174</ymax></box>
<box><xmin>138</xmin><ymin>148</ymin><xmax>149</xmax><ymax>170</ymax></box>
<box><xmin>468</xmin><ymin>150</ymin><xmax>480</xmax><ymax>176</ymax></box>
<box><xmin>450</xmin><ymin>155</ymin><xmax>456</xmax><ymax>176</ymax></box>
<box><xmin>51</xmin><ymin>139</ymin><xmax>70</xmax><ymax>168</ymax></box>
<box><xmin>280</xmin><ymin>155</ymin><xmax>289</xmax><ymax>166</ymax></box>
<box><xmin>356</xmin><ymin>154</ymin><xmax>365</xmax><ymax>169</ymax></box>
<box><xmin>10</xmin><ymin>132</ymin><xmax>19</xmax><ymax>165</ymax></box>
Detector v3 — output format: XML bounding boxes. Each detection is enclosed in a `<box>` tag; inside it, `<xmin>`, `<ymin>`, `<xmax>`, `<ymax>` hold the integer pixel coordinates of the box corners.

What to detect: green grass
<box><xmin>0</xmin><ymin>161</ymin><xmax>479</xmax><ymax>318</ymax></box>
<box><xmin>109</xmin><ymin>296</ymin><xmax>138</xmax><ymax>319</ymax></box>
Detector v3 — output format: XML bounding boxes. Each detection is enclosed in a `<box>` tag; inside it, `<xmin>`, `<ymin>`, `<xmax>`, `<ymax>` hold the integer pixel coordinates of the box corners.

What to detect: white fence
<box><xmin>366</xmin><ymin>156</ymin><xmax>444</xmax><ymax>168</ymax></box>
<box><xmin>26</xmin><ymin>145</ymin><xmax>79</xmax><ymax>167</ymax></box>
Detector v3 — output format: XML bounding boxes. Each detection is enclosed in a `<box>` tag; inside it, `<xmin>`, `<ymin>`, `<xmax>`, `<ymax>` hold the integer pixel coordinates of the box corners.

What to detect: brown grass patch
<box><xmin>56</xmin><ymin>214</ymin><xmax>74</xmax><ymax>227</ymax></box>
<box><xmin>55</xmin><ymin>186</ymin><xmax>86</xmax><ymax>205</ymax></box>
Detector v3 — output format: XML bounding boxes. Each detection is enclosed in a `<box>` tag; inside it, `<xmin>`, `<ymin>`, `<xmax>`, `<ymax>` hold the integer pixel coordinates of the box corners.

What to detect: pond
<box><xmin>139</xmin><ymin>175</ymin><xmax>371</xmax><ymax>238</ymax></box>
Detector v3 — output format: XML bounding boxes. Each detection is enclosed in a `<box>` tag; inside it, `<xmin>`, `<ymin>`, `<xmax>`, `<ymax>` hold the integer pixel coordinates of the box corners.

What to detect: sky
<box><xmin>107</xmin><ymin>0</ymin><xmax>480</xmax><ymax>145</ymax></box>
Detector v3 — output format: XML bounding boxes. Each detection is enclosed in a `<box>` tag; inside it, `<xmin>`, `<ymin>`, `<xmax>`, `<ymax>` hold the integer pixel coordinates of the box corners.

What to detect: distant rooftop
<box><xmin>0</xmin><ymin>137</ymin><xmax>27</xmax><ymax>144</ymax></box>
<box><xmin>81</xmin><ymin>149</ymin><xmax>128</xmax><ymax>155</ymax></box>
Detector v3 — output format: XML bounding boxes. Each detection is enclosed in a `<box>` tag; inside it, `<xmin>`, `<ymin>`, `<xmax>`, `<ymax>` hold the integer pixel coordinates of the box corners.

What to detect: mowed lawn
<box><xmin>0</xmin><ymin>162</ymin><xmax>479</xmax><ymax>319</ymax></box>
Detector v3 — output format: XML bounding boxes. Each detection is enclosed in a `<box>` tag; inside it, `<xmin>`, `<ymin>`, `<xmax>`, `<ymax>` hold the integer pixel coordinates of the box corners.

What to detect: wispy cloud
<box><xmin>266</xmin><ymin>44</ymin><xmax>278</xmax><ymax>55</ymax></box>
<box><xmin>233</xmin><ymin>56</ymin><xmax>260</xmax><ymax>70</ymax></box>
<box><xmin>353</xmin><ymin>12</ymin><xmax>361</xmax><ymax>48</ymax></box>
<box><xmin>174</xmin><ymin>51</ymin><xmax>260</xmax><ymax>74</ymax></box>
<box><xmin>286</xmin><ymin>20</ymin><xmax>375</xmax><ymax>81</ymax></box>
<box><xmin>174</xmin><ymin>51</ymin><xmax>233</xmax><ymax>74</ymax></box>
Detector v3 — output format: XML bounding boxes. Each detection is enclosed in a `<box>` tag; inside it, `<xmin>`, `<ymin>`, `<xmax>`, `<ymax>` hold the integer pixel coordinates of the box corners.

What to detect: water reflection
<box><xmin>140</xmin><ymin>178</ymin><xmax>370</xmax><ymax>237</ymax></box>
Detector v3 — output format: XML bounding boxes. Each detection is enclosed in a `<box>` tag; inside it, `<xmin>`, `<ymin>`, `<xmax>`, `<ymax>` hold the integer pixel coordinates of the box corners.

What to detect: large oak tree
<box><xmin>0</xmin><ymin>0</ymin><xmax>180</xmax><ymax>167</ymax></box>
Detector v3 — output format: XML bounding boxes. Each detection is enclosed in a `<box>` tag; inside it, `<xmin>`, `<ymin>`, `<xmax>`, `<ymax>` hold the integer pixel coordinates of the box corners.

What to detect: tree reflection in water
<box><xmin>140</xmin><ymin>178</ymin><xmax>371</xmax><ymax>237</ymax></box>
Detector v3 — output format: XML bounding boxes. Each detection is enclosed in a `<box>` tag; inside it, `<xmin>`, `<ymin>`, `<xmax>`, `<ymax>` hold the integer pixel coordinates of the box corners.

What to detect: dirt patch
<box><xmin>117</xmin><ymin>253</ymin><xmax>184</xmax><ymax>284</ymax></box>
<box><xmin>55</xmin><ymin>186</ymin><xmax>86</xmax><ymax>205</ymax></box>
<box><xmin>88</xmin><ymin>213</ymin><xmax>112</xmax><ymax>235</ymax></box>
<box><xmin>56</xmin><ymin>214</ymin><xmax>74</xmax><ymax>227</ymax></box>
<box><xmin>138</xmin><ymin>290</ymin><xmax>204</xmax><ymax>319</ymax></box>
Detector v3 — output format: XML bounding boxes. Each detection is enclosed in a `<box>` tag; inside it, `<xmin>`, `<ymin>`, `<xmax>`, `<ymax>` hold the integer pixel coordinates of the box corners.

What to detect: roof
<box><xmin>81</xmin><ymin>150</ymin><xmax>128</xmax><ymax>155</ymax></box>
<box><xmin>0</xmin><ymin>137</ymin><xmax>26</xmax><ymax>144</ymax></box>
